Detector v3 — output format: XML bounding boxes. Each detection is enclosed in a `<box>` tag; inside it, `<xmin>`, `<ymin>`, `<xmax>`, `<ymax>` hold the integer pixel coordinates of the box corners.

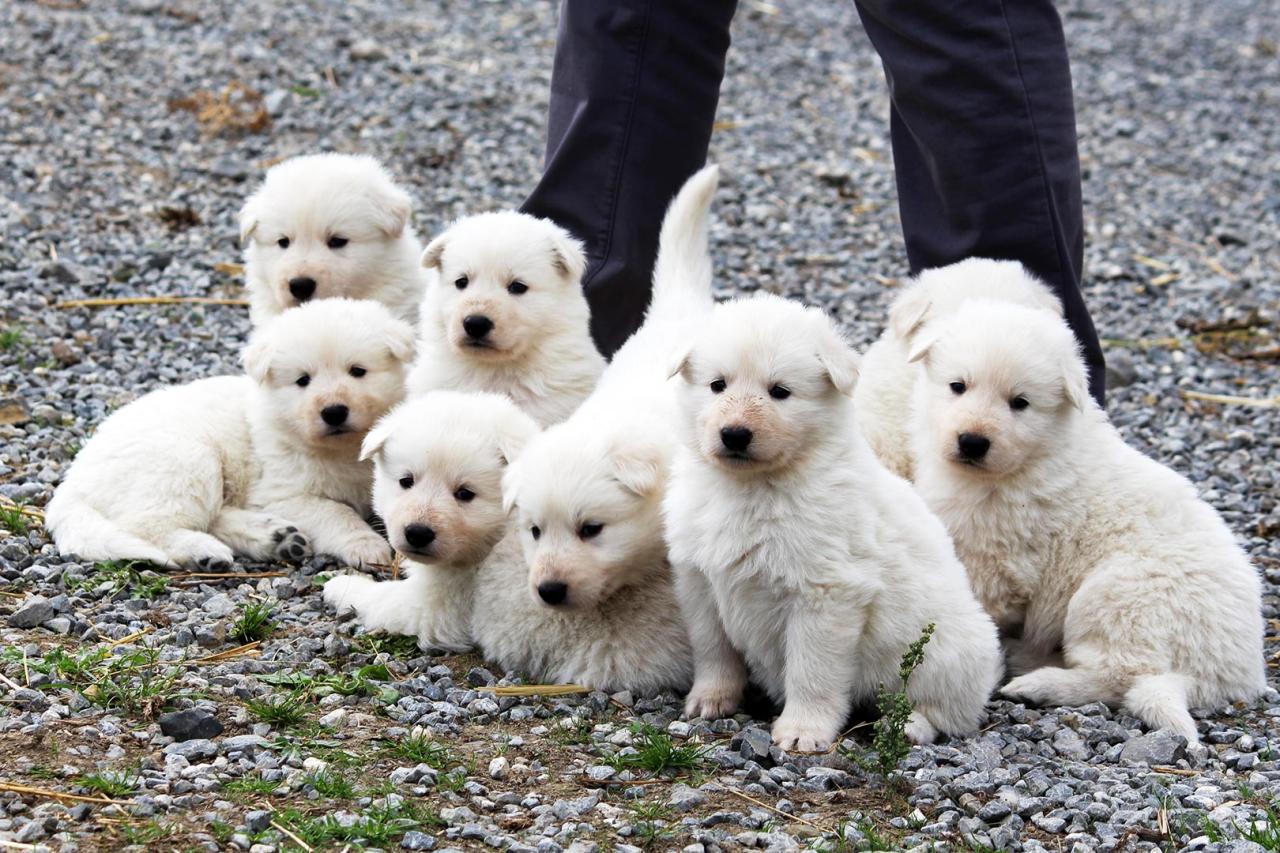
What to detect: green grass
<box><xmin>627</xmin><ymin>801</ymin><xmax>675</xmax><ymax>848</ymax></box>
<box><xmin>246</xmin><ymin>690</ymin><xmax>309</xmax><ymax>727</ymax></box>
<box><xmin>549</xmin><ymin>715</ymin><xmax>597</xmax><ymax>747</ymax></box>
<box><xmin>222</xmin><ymin>776</ymin><xmax>280</xmax><ymax>798</ymax></box>
<box><xmin>71</xmin><ymin>560</ymin><xmax>168</xmax><ymax>599</ymax></box>
<box><xmin>229</xmin><ymin>601</ymin><xmax>276</xmax><ymax>643</ymax></box>
<box><xmin>15</xmin><ymin>644</ymin><xmax>180</xmax><ymax>716</ymax></box>
<box><xmin>0</xmin><ymin>328</ymin><xmax>23</xmax><ymax>350</ymax></box>
<box><xmin>78</xmin><ymin>768</ymin><xmax>140</xmax><ymax>798</ymax></box>
<box><xmin>381</xmin><ymin>731</ymin><xmax>455</xmax><ymax>768</ymax></box>
<box><xmin>0</xmin><ymin>501</ymin><xmax>30</xmax><ymax>535</ymax></box>
<box><xmin>354</xmin><ymin>632</ymin><xmax>423</xmax><ymax>659</ymax></box>
<box><xmin>290</xmin><ymin>85</ymin><xmax>321</xmax><ymax>97</ymax></box>
<box><xmin>258</xmin><ymin>664</ymin><xmax>398</xmax><ymax>704</ymax></box>
<box><xmin>118</xmin><ymin>820</ymin><xmax>175</xmax><ymax>844</ymax></box>
<box><xmin>1238</xmin><ymin>807</ymin><xmax>1280</xmax><ymax>850</ymax></box>
<box><xmin>606</xmin><ymin>723</ymin><xmax>710</xmax><ymax>775</ymax></box>
<box><xmin>436</xmin><ymin>767</ymin><xmax>470</xmax><ymax>793</ymax></box>
<box><xmin>275</xmin><ymin>800</ymin><xmax>443</xmax><ymax>847</ymax></box>
<box><xmin>305</xmin><ymin>768</ymin><xmax>356</xmax><ymax>799</ymax></box>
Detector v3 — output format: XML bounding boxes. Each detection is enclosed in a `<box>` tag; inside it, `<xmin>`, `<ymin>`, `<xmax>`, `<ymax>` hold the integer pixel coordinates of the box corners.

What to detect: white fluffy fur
<box><xmin>46</xmin><ymin>299</ymin><xmax>414</xmax><ymax>568</ymax></box>
<box><xmin>665</xmin><ymin>294</ymin><xmax>1003</xmax><ymax>751</ymax></box>
<box><xmin>240</xmin><ymin>153</ymin><xmax>427</xmax><ymax>326</ymax></box>
<box><xmin>855</xmin><ymin>258</ymin><xmax>1062</xmax><ymax>479</ymax></box>
<box><xmin>908</xmin><ymin>301</ymin><xmax>1266</xmax><ymax>741</ymax></box>
<box><xmin>407</xmin><ymin>211</ymin><xmax>604</xmax><ymax>426</ymax></box>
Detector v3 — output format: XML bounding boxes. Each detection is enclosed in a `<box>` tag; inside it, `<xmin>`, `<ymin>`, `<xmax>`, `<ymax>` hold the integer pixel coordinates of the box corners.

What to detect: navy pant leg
<box><xmin>854</xmin><ymin>0</ymin><xmax>1106</xmax><ymax>403</ymax></box>
<box><xmin>521</xmin><ymin>0</ymin><xmax>738</xmax><ymax>358</ymax></box>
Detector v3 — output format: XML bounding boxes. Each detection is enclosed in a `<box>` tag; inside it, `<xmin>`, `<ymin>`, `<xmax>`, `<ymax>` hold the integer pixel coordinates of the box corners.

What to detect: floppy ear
<box><xmin>547</xmin><ymin>228</ymin><xmax>587</xmax><ymax>283</ymax></box>
<box><xmin>814</xmin><ymin>317</ymin><xmax>860</xmax><ymax>396</ymax></box>
<box><xmin>369</xmin><ymin>181</ymin><xmax>413</xmax><ymax>238</ymax></box>
<box><xmin>906</xmin><ymin>330</ymin><xmax>938</xmax><ymax>365</ymax></box>
<box><xmin>500</xmin><ymin>462</ymin><xmax>522</xmax><ymax>514</ymax></box>
<box><xmin>666</xmin><ymin>345</ymin><xmax>693</xmax><ymax>382</ymax></box>
<box><xmin>238</xmin><ymin>194</ymin><xmax>260</xmax><ymax>245</ymax></box>
<box><xmin>382</xmin><ymin>318</ymin><xmax>417</xmax><ymax>364</ymax></box>
<box><xmin>610</xmin><ymin>437</ymin><xmax>669</xmax><ymax>497</ymax></box>
<box><xmin>1061</xmin><ymin>351</ymin><xmax>1090</xmax><ymax>412</ymax></box>
<box><xmin>887</xmin><ymin>284</ymin><xmax>933</xmax><ymax>340</ymax></box>
<box><xmin>421</xmin><ymin>232</ymin><xmax>448</xmax><ymax>270</ymax></box>
<box><xmin>360</xmin><ymin>414</ymin><xmax>395</xmax><ymax>462</ymax></box>
<box><xmin>241</xmin><ymin>334</ymin><xmax>275</xmax><ymax>383</ymax></box>
<box><xmin>494</xmin><ymin>409</ymin><xmax>541</xmax><ymax>466</ymax></box>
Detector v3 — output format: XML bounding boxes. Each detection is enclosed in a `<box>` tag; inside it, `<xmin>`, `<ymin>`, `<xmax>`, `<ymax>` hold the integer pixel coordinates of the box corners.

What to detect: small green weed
<box><xmin>246</xmin><ymin>690</ymin><xmax>308</xmax><ymax>727</ymax></box>
<box><xmin>73</xmin><ymin>560</ymin><xmax>168</xmax><ymax>599</ymax></box>
<box><xmin>0</xmin><ymin>328</ymin><xmax>23</xmax><ymax>350</ymax></box>
<box><xmin>0</xmin><ymin>501</ymin><xmax>30</xmax><ymax>535</ymax></box>
<box><xmin>381</xmin><ymin>731</ymin><xmax>454</xmax><ymax>768</ymax></box>
<box><xmin>354</xmin><ymin>632</ymin><xmax>423</xmax><ymax>659</ymax></box>
<box><xmin>275</xmin><ymin>799</ymin><xmax>443</xmax><ymax>846</ymax></box>
<box><xmin>305</xmin><ymin>767</ymin><xmax>356</xmax><ymax>799</ymax></box>
<box><xmin>1238</xmin><ymin>807</ymin><xmax>1280</xmax><ymax>850</ymax></box>
<box><xmin>78</xmin><ymin>767</ymin><xmax>140</xmax><ymax>798</ymax></box>
<box><xmin>607</xmin><ymin>723</ymin><xmax>710</xmax><ymax>775</ymax></box>
<box><xmin>222</xmin><ymin>776</ymin><xmax>280</xmax><ymax>798</ymax></box>
<box><xmin>841</xmin><ymin>622</ymin><xmax>935</xmax><ymax>777</ymax></box>
<box><xmin>229</xmin><ymin>601</ymin><xmax>276</xmax><ymax>643</ymax></box>
<box><xmin>118</xmin><ymin>819</ymin><xmax>175</xmax><ymax>844</ymax></box>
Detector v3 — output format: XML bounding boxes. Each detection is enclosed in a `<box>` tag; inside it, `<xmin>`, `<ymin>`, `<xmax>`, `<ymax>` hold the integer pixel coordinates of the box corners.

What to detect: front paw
<box><xmin>333</xmin><ymin>534</ymin><xmax>393</xmax><ymax>568</ymax></box>
<box><xmin>903</xmin><ymin>710</ymin><xmax>938</xmax><ymax>745</ymax></box>
<box><xmin>271</xmin><ymin>526</ymin><xmax>313</xmax><ymax>563</ymax></box>
<box><xmin>684</xmin><ymin>678</ymin><xmax>744</xmax><ymax>720</ymax></box>
<box><xmin>323</xmin><ymin>573</ymin><xmax>375</xmax><ymax>615</ymax></box>
<box><xmin>771</xmin><ymin>712</ymin><xmax>837</xmax><ymax>753</ymax></box>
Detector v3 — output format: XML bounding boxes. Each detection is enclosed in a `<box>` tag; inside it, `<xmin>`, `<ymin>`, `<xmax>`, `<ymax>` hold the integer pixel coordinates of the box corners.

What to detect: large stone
<box><xmin>9</xmin><ymin>596</ymin><xmax>54</xmax><ymax>628</ymax></box>
<box><xmin>159</xmin><ymin>708</ymin><xmax>224</xmax><ymax>742</ymax></box>
<box><xmin>1119</xmin><ymin>730</ymin><xmax>1187</xmax><ymax>765</ymax></box>
<box><xmin>668</xmin><ymin>783</ymin><xmax>707</xmax><ymax>812</ymax></box>
<box><xmin>735</xmin><ymin>727</ymin><xmax>772</xmax><ymax>761</ymax></box>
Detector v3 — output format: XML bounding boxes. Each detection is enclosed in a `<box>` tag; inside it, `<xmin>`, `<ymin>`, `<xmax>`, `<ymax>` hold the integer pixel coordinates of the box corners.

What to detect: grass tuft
<box><xmin>0</xmin><ymin>328</ymin><xmax>23</xmax><ymax>350</ymax></box>
<box><xmin>78</xmin><ymin>767</ymin><xmax>140</xmax><ymax>798</ymax></box>
<box><xmin>72</xmin><ymin>560</ymin><xmax>168</xmax><ymax>599</ymax></box>
<box><xmin>606</xmin><ymin>723</ymin><xmax>710</xmax><ymax>775</ymax></box>
<box><xmin>246</xmin><ymin>690</ymin><xmax>308</xmax><ymax>727</ymax></box>
<box><xmin>381</xmin><ymin>731</ymin><xmax>455</xmax><ymax>768</ymax></box>
<box><xmin>229</xmin><ymin>600</ymin><xmax>276</xmax><ymax>643</ymax></box>
<box><xmin>305</xmin><ymin>767</ymin><xmax>356</xmax><ymax>799</ymax></box>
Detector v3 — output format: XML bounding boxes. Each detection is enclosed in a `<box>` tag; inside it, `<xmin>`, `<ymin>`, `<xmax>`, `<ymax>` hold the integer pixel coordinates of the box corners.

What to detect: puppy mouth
<box><xmin>397</xmin><ymin>546</ymin><xmax>437</xmax><ymax>561</ymax></box>
<box><xmin>322</xmin><ymin>426</ymin><xmax>354</xmax><ymax>437</ymax></box>
<box><xmin>949</xmin><ymin>454</ymin><xmax>988</xmax><ymax>470</ymax></box>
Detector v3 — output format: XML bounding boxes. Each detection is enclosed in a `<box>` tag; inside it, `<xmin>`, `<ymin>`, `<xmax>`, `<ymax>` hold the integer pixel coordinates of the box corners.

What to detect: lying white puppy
<box><xmin>664</xmin><ymin>294</ymin><xmax>1003</xmax><ymax>751</ymax></box>
<box><xmin>407</xmin><ymin>212</ymin><xmax>605</xmax><ymax>426</ymax></box>
<box><xmin>908</xmin><ymin>301</ymin><xmax>1265</xmax><ymax>741</ymax></box>
<box><xmin>239</xmin><ymin>153</ymin><xmax>427</xmax><ymax>327</ymax></box>
<box><xmin>46</xmin><ymin>299</ymin><xmax>413</xmax><ymax>569</ymax></box>
<box><xmin>855</xmin><ymin>258</ymin><xmax>1062</xmax><ymax>479</ymax></box>
<box><xmin>323</xmin><ymin>392</ymin><xmax>690</xmax><ymax>694</ymax></box>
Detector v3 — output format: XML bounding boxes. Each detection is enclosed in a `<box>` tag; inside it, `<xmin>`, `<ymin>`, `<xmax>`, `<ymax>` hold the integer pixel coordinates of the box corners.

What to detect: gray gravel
<box><xmin>1</xmin><ymin>0</ymin><xmax>1278</xmax><ymax>851</ymax></box>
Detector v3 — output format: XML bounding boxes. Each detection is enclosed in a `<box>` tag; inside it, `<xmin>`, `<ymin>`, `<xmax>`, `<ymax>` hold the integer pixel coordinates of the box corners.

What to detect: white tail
<box><xmin>649</xmin><ymin>164</ymin><xmax>719</xmax><ymax>321</ymax></box>
<box><xmin>44</xmin><ymin>494</ymin><xmax>169</xmax><ymax>566</ymax></box>
<box><xmin>1125</xmin><ymin>673</ymin><xmax>1198</xmax><ymax>742</ymax></box>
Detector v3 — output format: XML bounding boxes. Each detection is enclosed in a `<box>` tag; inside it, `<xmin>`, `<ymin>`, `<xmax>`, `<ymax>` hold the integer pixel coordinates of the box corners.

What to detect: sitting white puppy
<box><xmin>239</xmin><ymin>153</ymin><xmax>427</xmax><ymax>326</ymax></box>
<box><xmin>855</xmin><ymin>258</ymin><xmax>1062</xmax><ymax>479</ymax></box>
<box><xmin>323</xmin><ymin>392</ymin><xmax>690</xmax><ymax>694</ymax></box>
<box><xmin>664</xmin><ymin>294</ymin><xmax>1003</xmax><ymax>751</ymax></box>
<box><xmin>908</xmin><ymin>302</ymin><xmax>1265</xmax><ymax>741</ymax></box>
<box><xmin>406</xmin><ymin>212</ymin><xmax>605</xmax><ymax>426</ymax></box>
<box><xmin>46</xmin><ymin>299</ymin><xmax>413</xmax><ymax>569</ymax></box>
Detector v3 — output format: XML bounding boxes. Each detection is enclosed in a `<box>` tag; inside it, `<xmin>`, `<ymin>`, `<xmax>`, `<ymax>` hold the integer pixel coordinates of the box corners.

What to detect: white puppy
<box><xmin>908</xmin><ymin>302</ymin><xmax>1265</xmax><ymax>741</ymax></box>
<box><xmin>664</xmin><ymin>294</ymin><xmax>1003</xmax><ymax>751</ymax></box>
<box><xmin>240</xmin><ymin>153</ymin><xmax>427</xmax><ymax>326</ymax></box>
<box><xmin>47</xmin><ymin>299</ymin><xmax>414</xmax><ymax>569</ymax></box>
<box><xmin>323</xmin><ymin>392</ymin><xmax>691</xmax><ymax>694</ymax></box>
<box><xmin>406</xmin><ymin>212</ymin><xmax>605</xmax><ymax>426</ymax></box>
<box><xmin>855</xmin><ymin>258</ymin><xmax>1062</xmax><ymax>479</ymax></box>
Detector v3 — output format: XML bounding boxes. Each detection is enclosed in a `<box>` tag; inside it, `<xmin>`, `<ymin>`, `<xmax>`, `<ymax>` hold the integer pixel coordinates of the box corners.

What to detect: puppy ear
<box><xmin>238</xmin><ymin>195</ymin><xmax>260</xmax><ymax>245</ymax></box>
<box><xmin>1060</xmin><ymin>350</ymin><xmax>1091</xmax><ymax>412</ymax></box>
<box><xmin>494</xmin><ymin>409</ymin><xmax>541</xmax><ymax>466</ymax></box>
<box><xmin>369</xmin><ymin>181</ymin><xmax>413</xmax><ymax>238</ymax></box>
<box><xmin>547</xmin><ymin>228</ymin><xmax>587</xmax><ymax>283</ymax></box>
<box><xmin>906</xmin><ymin>330</ymin><xmax>938</xmax><ymax>365</ymax></box>
<box><xmin>360</xmin><ymin>415</ymin><xmax>395</xmax><ymax>462</ymax></box>
<box><xmin>500</xmin><ymin>462</ymin><xmax>522</xmax><ymax>515</ymax></box>
<box><xmin>888</xmin><ymin>284</ymin><xmax>932</xmax><ymax>340</ymax></box>
<box><xmin>814</xmin><ymin>317</ymin><xmax>860</xmax><ymax>396</ymax></box>
<box><xmin>667</xmin><ymin>346</ymin><xmax>693</xmax><ymax>382</ymax></box>
<box><xmin>421</xmin><ymin>232</ymin><xmax>448</xmax><ymax>270</ymax></box>
<box><xmin>382</xmin><ymin>319</ymin><xmax>417</xmax><ymax>364</ymax></box>
<box><xmin>241</xmin><ymin>334</ymin><xmax>274</xmax><ymax>383</ymax></box>
<box><xmin>610</xmin><ymin>437</ymin><xmax>669</xmax><ymax>497</ymax></box>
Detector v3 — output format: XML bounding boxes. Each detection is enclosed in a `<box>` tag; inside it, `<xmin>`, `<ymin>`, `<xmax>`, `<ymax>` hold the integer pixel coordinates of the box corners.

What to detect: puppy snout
<box><xmin>957</xmin><ymin>432</ymin><xmax>991</xmax><ymax>461</ymax></box>
<box><xmin>720</xmin><ymin>425</ymin><xmax>753</xmax><ymax>453</ymax></box>
<box><xmin>403</xmin><ymin>524</ymin><xmax>436</xmax><ymax>549</ymax></box>
<box><xmin>320</xmin><ymin>404</ymin><xmax>349</xmax><ymax>426</ymax></box>
<box><xmin>463</xmin><ymin>314</ymin><xmax>494</xmax><ymax>340</ymax></box>
<box><xmin>289</xmin><ymin>277</ymin><xmax>317</xmax><ymax>302</ymax></box>
<box><xmin>537</xmin><ymin>580</ymin><xmax>568</xmax><ymax>606</ymax></box>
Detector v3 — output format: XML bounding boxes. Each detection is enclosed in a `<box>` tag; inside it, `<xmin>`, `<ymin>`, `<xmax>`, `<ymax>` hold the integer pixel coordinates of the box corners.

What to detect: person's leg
<box><xmin>854</xmin><ymin>0</ymin><xmax>1106</xmax><ymax>404</ymax></box>
<box><xmin>521</xmin><ymin>0</ymin><xmax>738</xmax><ymax>358</ymax></box>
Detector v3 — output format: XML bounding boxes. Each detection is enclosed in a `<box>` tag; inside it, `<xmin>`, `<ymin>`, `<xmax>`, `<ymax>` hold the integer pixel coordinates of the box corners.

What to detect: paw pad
<box><xmin>273</xmin><ymin>528</ymin><xmax>312</xmax><ymax>563</ymax></box>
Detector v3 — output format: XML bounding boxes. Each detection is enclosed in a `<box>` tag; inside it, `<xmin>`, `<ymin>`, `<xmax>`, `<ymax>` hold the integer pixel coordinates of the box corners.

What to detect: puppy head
<box><xmin>671</xmin><ymin>294</ymin><xmax>859</xmax><ymax>475</ymax></box>
<box><xmin>502</xmin><ymin>423</ymin><xmax>671</xmax><ymax>610</ymax></box>
<box><xmin>242</xmin><ymin>298</ymin><xmax>414</xmax><ymax>454</ymax></box>
<box><xmin>908</xmin><ymin>301</ymin><xmax>1090</xmax><ymax>479</ymax></box>
<box><xmin>240</xmin><ymin>153</ymin><xmax>416</xmax><ymax>313</ymax></box>
<box><xmin>888</xmin><ymin>258</ymin><xmax>1064</xmax><ymax>343</ymax></box>
<box><xmin>360</xmin><ymin>391</ymin><xmax>539</xmax><ymax>567</ymax></box>
<box><xmin>420</xmin><ymin>211</ymin><xmax>588</xmax><ymax>363</ymax></box>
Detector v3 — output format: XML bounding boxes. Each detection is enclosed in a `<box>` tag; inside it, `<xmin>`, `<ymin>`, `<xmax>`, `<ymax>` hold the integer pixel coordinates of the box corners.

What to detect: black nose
<box><xmin>957</xmin><ymin>432</ymin><xmax>991</xmax><ymax>460</ymax></box>
<box><xmin>537</xmin><ymin>581</ymin><xmax>568</xmax><ymax>606</ymax></box>
<box><xmin>463</xmin><ymin>314</ymin><xmax>494</xmax><ymax>339</ymax></box>
<box><xmin>289</xmin><ymin>277</ymin><xmax>316</xmax><ymax>302</ymax></box>
<box><xmin>403</xmin><ymin>524</ymin><xmax>436</xmax><ymax>549</ymax></box>
<box><xmin>320</xmin><ymin>404</ymin><xmax>349</xmax><ymax>426</ymax></box>
<box><xmin>720</xmin><ymin>426</ymin><xmax>753</xmax><ymax>452</ymax></box>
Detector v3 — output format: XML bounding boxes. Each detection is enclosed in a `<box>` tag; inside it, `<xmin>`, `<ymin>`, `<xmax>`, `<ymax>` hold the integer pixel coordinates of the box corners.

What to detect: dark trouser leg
<box><xmin>854</xmin><ymin>0</ymin><xmax>1106</xmax><ymax>404</ymax></box>
<box><xmin>521</xmin><ymin>0</ymin><xmax>738</xmax><ymax>358</ymax></box>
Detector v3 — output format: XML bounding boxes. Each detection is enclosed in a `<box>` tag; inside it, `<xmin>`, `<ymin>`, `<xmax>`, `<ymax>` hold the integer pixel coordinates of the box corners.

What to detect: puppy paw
<box><xmin>333</xmin><ymin>535</ymin><xmax>393</xmax><ymax>569</ymax></box>
<box><xmin>271</xmin><ymin>526</ymin><xmax>312</xmax><ymax>563</ymax></box>
<box><xmin>770</xmin><ymin>715</ymin><xmax>836</xmax><ymax>753</ymax></box>
<box><xmin>683</xmin><ymin>680</ymin><xmax>743</xmax><ymax>720</ymax></box>
<box><xmin>1001</xmin><ymin>670</ymin><xmax>1058</xmax><ymax>705</ymax></box>
<box><xmin>904</xmin><ymin>711</ymin><xmax>939</xmax><ymax>745</ymax></box>
<box><xmin>322</xmin><ymin>574</ymin><xmax>375</xmax><ymax>615</ymax></box>
<box><xmin>194</xmin><ymin>553</ymin><xmax>234</xmax><ymax>572</ymax></box>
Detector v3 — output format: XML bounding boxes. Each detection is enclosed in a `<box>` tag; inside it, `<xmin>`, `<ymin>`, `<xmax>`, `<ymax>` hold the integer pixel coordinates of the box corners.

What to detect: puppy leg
<box><xmin>210</xmin><ymin>508</ymin><xmax>312</xmax><ymax>563</ymax></box>
<box><xmin>324</xmin><ymin>568</ymin><xmax>470</xmax><ymax>651</ymax></box>
<box><xmin>262</xmin><ymin>497</ymin><xmax>392</xmax><ymax>567</ymax></box>
<box><xmin>1001</xmin><ymin>665</ymin><xmax>1116</xmax><ymax>706</ymax></box>
<box><xmin>676</xmin><ymin>565</ymin><xmax>747</xmax><ymax>720</ymax></box>
<box><xmin>155</xmin><ymin>529</ymin><xmax>235</xmax><ymax>571</ymax></box>
<box><xmin>772</xmin><ymin>598</ymin><xmax>862</xmax><ymax>752</ymax></box>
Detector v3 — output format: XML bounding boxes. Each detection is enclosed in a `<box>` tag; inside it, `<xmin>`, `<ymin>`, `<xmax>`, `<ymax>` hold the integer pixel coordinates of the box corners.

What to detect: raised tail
<box><xmin>44</xmin><ymin>492</ymin><xmax>170</xmax><ymax>566</ymax></box>
<box><xmin>648</xmin><ymin>164</ymin><xmax>719</xmax><ymax>322</ymax></box>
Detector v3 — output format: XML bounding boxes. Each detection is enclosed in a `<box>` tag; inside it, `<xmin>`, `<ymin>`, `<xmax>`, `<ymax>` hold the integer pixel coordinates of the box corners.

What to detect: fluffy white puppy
<box><xmin>323</xmin><ymin>392</ymin><xmax>691</xmax><ymax>694</ymax></box>
<box><xmin>240</xmin><ymin>153</ymin><xmax>427</xmax><ymax>326</ymax></box>
<box><xmin>47</xmin><ymin>299</ymin><xmax>414</xmax><ymax>568</ymax></box>
<box><xmin>664</xmin><ymin>294</ymin><xmax>1003</xmax><ymax>751</ymax></box>
<box><xmin>406</xmin><ymin>212</ymin><xmax>604</xmax><ymax>426</ymax></box>
<box><xmin>855</xmin><ymin>258</ymin><xmax>1062</xmax><ymax>479</ymax></box>
<box><xmin>908</xmin><ymin>302</ymin><xmax>1265</xmax><ymax>741</ymax></box>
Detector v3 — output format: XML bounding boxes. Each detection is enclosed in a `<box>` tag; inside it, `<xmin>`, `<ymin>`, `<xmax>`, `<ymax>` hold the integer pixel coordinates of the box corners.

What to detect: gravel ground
<box><xmin>2</xmin><ymin>0</ymin><xmax>1278</xmax><ymax>851</ymax></box>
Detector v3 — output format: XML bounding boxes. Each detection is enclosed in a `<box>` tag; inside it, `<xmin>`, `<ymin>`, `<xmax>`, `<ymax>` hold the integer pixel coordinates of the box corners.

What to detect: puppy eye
<box><xmin>454</xmin><ymin>486</ymin><xmax>476</xmax><ymax>503</ymax></box>
<box><xmin>327</xmin><ymin>235</ymin><xmax>349</xmax><ymax>250</ymax></box>
<box><xmin>399</xmin><ymin>474</ymin><xmax>414</xmax><ymax>490</ymax></box>
<box><xmin>579</xmin><ymin>522</ymin><xmax>604</xmax><ymax>540</ymax></box>
<box><xmin>277</xmin><ymin>237</ymin><xmax>290</xmax><ymax>249</ymax></box>
<box><xmin>454</xmin><ymin>276</ymin><xmax>469</xmax><ymax>290</ymax></box>
<box><xmin>949</xmin><ymin>381</ymin><xmax>966</xmax><ymax>395</ymax></box>
<box><xmin>768</xmin><ymin>384</ymin><xmax>791</xmax><ymax>400</ymax></box>
<box><xmin>530</xmin><ymin>525</ymin><xmax>541</xmax><ymax>541</ymax></box>
<box><xmin>295</xmin><ymin>374</ymin><xmax>310</xmax><ymax>388</ymax></box>
<box><xmin>709</xmin><ymin>378</ymin><xmax>727</xmax><ymax>394</ymax></box>
<box><xmin>349</xmin><ymin>365</ymin><xmax>366</xmax><ymax>378</ymax></box>
<box><xmin>507</xmin><ymin>281</ymin><xmax>529</xmax><ymax>295</ymax></box>
<box><xmin>1009</xmin><ymin>396</ymin><xmax>1030</xmax><ymax>411</ymax></box>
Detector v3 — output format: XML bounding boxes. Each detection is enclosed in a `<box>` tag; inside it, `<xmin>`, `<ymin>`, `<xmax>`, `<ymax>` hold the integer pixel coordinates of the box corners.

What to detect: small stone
<box><xmin>51</xmin><ymin>340</ymin><xmax>79</xmax><ymax>366</ymax></box>
<box><xmin>735</xmin><ymin>728</ymin><xmax>772</xmax><ymax>761</ymax></box>
<box><xmin>488</xmin><ymin>756</ymin><xmax>509</xmax><ymax>780</ymax></box>
<box><xmin>401</xmin><ymin>830</ymin><xmax>437</xmax><ymax>850</ymax></box>
<box><xmin>202</xmin><ymin>593</ymin><xmax>236</xmax><ymax>617</ymax></box>
<box><xmin>245</xmin><ymin>810</ymin><xmax>271</xmax><ymax>833</ymax></box>
<box><xmin>349</xmin><ymin>38</ymin><xmax>389</xmax><ymax>61</ymax></box>
<box><xmin>668</xmin><ymin>783</ymin><xmax>707</xmax><ymax>812</ymax></box>
<box><xmin>318</xmin><ymin>708</ymin><xmax>347</xmax><ymax>729</ymax></box>
<box><xmin>1105</xmin><ymin>350</ymin><xmax>1139</xmax><ymax>389</ymax></box>
<box><xmin>1119</xmin><ymin>730</ymin><xmax>1187</xmax><ymax>765</ymax></box>
<box><xmin>159</xmin><ymin>708</ymin><xmax>224</xmax><ymax>742</ymax></box>
<box><xmin>9</xmin><ymin>595</ymin><xmax>55</xmax><ymax>628</ymax></box>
